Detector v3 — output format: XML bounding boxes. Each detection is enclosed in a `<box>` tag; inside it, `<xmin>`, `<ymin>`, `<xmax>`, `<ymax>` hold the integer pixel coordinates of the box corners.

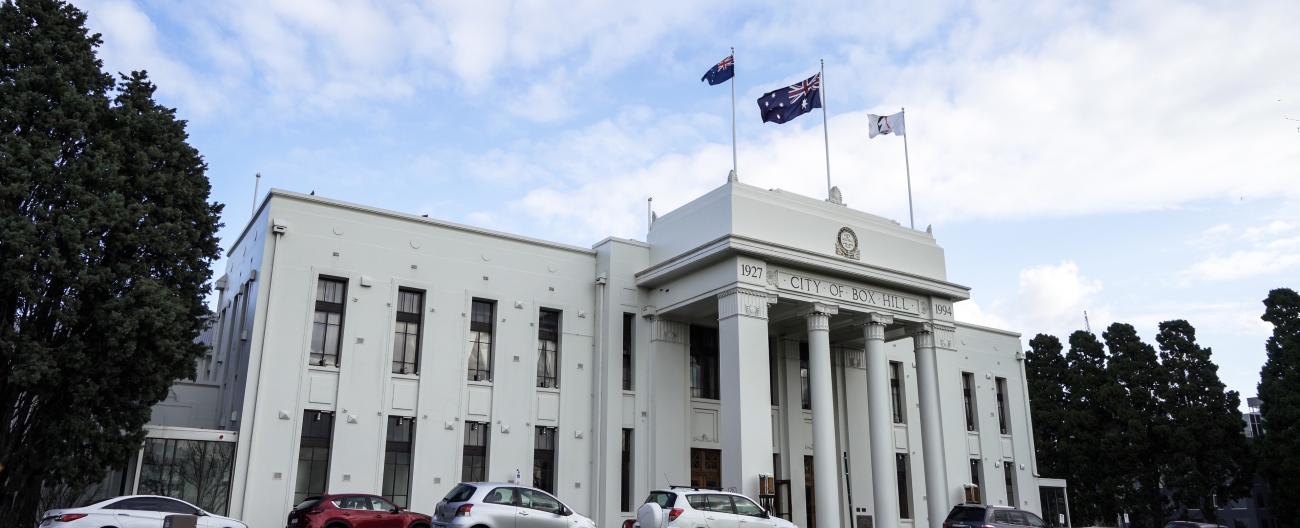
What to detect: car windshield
<box><xmin>444</xmin><ymin>484</ymin><xmax>477</xmax><ymax>503</ymax></box>
<box><xmin>294</xmin><ymin>498</ymin><xmax>320</xmax><ymax>511</ymax></box>
<box><xmin>946</xmin><ymin>506</ymin><xmax>986</xmax><ymax>522</ymax></box>
<box><xmin>645</xmin><ymin>491</ymin><xmax>676</xmax><ymax>509</ymax></box>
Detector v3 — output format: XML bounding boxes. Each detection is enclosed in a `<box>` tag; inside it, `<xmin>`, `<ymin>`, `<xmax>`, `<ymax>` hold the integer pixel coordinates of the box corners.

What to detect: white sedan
<box><xmin>38</xmin><ymin>495</ymin><xmax>247</xmax><ymax>528</ymax></box>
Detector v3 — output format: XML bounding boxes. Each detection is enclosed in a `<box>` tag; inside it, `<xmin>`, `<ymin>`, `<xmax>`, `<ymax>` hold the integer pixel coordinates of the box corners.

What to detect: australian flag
<box><xmin>701</xmin><ymin>54</ymin><xmax>734</xmax><ymax>85</ymax></box>
<box><xmin>757</xmin><ymin>73</ymin><xmax>821</xmax><ymax>124</ymax></box>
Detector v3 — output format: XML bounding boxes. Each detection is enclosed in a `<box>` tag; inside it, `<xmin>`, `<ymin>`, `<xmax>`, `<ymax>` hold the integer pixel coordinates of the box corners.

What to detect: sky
<box><xmin>70</xmin><ymin>0</ymin><xmax>1300</xmax><ymax>407</ymax></box>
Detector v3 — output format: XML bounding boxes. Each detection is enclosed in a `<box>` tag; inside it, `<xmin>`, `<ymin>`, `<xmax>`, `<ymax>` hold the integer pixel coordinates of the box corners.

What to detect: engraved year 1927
<box><xmin>740</xmin><ymin>263</ymin><xmax>764</xmax><ymax>280</ymax></box>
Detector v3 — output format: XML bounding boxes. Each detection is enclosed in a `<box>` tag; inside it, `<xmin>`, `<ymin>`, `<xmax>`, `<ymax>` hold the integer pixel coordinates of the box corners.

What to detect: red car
<box><xmin>287</xmin><ymin>494</ymin><xmax>432</xmax><ymax>528</ymax></box>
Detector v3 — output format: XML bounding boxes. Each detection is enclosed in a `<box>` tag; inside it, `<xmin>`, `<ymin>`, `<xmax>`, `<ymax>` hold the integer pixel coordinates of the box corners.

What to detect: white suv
<box><xmin>631</xmin><ymin>487</ymin><xmax>796</xmax><ymax>528</ymax></box>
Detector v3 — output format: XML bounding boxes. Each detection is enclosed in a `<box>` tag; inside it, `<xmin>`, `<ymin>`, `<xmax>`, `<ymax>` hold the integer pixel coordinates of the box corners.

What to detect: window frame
<box><xmin>295</xmin><ymin>410</ymin><xmax>335</xmax><ymax>504</ymax></box>
<box><xmin>962</xmin><ymin>372</ymin><xmax>979</xmax><ymax>432</ymax></box>
<box><xmin>896</xmin><ymin>453</ymin><xmax>912</xmax><ymax>519</ymax></box>
<box><xmin>890</xmin><ymin>361</ymin><xmax>906</xmax><ymax>424</ymax></box>
<box><xmin>467</xmin><ymin>299</ymin><xmax>496</xmax><ymax>382</ymax></box>
<box><xmin>689</xmin><ymin>325</ymin><xmax>720</xmax><ymax>400</ymax></box>
<box><xmin>533</xmin><ymin>426</ymin><xmax>557</xmax><ymax>493</ymax></box>
<box><xmin>382</xmin><ymin>415</ymin><xmax>416</xmax><ymax>508</ymax></box>
<box><xmin>462</xmin><ymin>421</ymin><xmax>491</xmax><ymax>482</ymax></box>
<box><xmin>310</xmin><ymin>277</ymin><xmax>348</xmax><ymax>367</ymax></box>
<box><xmin>1003</xmin><ymin>461</ymin><xmax>1018</xmax><ymax>507</ymax></box>
<box><xmin>995</xmin><ymin>377</ymin><xmax>1010</xmax><ymax>435</ymax></box>
<box><xmin>392</xmin><ymin>288</ymin><xmax>424</xmax><ymax>375</ymax></box>
<box><xmin>620</xmin><ymin>428</ymin><xmax>634</xmax><ymax>513</ymax></box>
<box><xmin>622</xmin><ymin>313</ymin><xmax>635</xmax><ymax>391</ymax></box>
<box><xmin>536</xmin><ymin>308</ymin><xmax>561</xmax><ymax>389</ymax></box>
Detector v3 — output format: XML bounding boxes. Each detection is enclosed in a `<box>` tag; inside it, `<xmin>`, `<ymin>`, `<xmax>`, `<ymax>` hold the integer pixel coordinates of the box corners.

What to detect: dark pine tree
<box><xmin>0</xmin><ymin>0</ymin><xmax>222</xmax><ymax>524</ymax></box>
<box><xmin>1063</xmin><ymin>330</ymin><xmax>1124</xmax><ymax>525</ymax></box>
<box><xmin>1156</xmin><ymin>320</ymin><xmax>1252</xmax><ymax>523</ymax></box>
<box><xmin>1026</xmin><ymin>334</ymin><xmax>1070</xmax><ymax>479</ymax></box>
<box><xmin>1102</xmin><ymin>322</ymin><xmax>1169</xmax><ymax>526</ymax></box>
<box><xmin>1258</xmin><ymin>288</ymin><xmax>1300</xmax><ymax>520</ymax></box>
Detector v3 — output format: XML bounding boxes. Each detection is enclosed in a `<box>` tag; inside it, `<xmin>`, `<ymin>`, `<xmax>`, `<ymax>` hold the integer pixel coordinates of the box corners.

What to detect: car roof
<box><xmin>89</xmin><ymin>495</ymin><xmax>198</xmax><ymax>508</ymax></box>
<box><xmin>650</xmin><ymin>488</ymin><xmax>747</xmax><ymax>496</ymax></box>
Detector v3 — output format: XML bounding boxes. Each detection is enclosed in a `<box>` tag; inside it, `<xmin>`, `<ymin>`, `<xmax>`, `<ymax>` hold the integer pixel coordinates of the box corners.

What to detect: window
<box><xmin>799</xmin><ymin>343</ymin><xmax>811</xmax><ymax>410</ymax></box>
<box><xmin>537</xmin><ymin>309</ymin><xmax>561</xmax><ymax>388</ymax></box>
<box><xmin>621</xmin><ymin>428</ymin><xmax>633</xmax><ymax>512</ymax></box>
<box><xmin>334</xmin><ymin>496</ymin><xmax>371</xmax><ymax>510</ymax></box>
<box><xmin>769</xmin><ymin>346</ymin><xmax>780</xmax><ymax>406</ymax></box>
<box><xmin>890</xmin><ymin>362</ymin><xmax>905</xmax><ymax>424</ymax></box>
<box><xmin>996</xmin><ymin>377</ymin><xmax>1010</xmax><ymax>435</ymax></box>
<box><xmin>521</xmin><ymin>488</ymin><xmax>564</xmax><ymax>514</ymax></box>
<box><xmin>137</xmin><ymin>437</ymin><xmax>236</xmax><ymax>515</ymax></box>
<box><xmin>733</xmin><ymin>496</ymin><xmax>764</xmax><ymax>517</ymax></box>
<box><xmin>533</xmin><ymin>427</ymin><xmax>557</xmax><ymax>492</ymax></box>
<box><xmin>392</xmin><ymin>289</ymin><xmax>424</xmax><ymax>374</ymax></box>
<box><xmin>382</xmin><ymin>416</ymin><xmax>415</xmax><ymax>508</ymax></box>
<box><xmin>646</xmin><ymin>491</ymin><xmax>676</xmax><ymax>509</ymax></box>
<box><xmin>462</xmin><ymin>421</ymin><xmax>490</xmax><ymax>481</ymax></box>
<box><xmin>484</xmin><ymin>487</ymin><xmax>516</xmax><ymax>505</ymax></box>
<box><xmin>689</xmin><ymin>326</ymin><xmax>719</xmax><ymax>399</ymax></box>
<box><xmin>468</xmin><ymin>300</ymin><xmax>495</xmax><ymax>382</ymax></box>
<box><xmin>962</xmin><ymin>372</ymin><xmax>978</xmax><ymax>432</ymax></box>
<box><xmin>310</xmin><ymin>278</ymin><xmax>347</xmax><ymax>366</ymax></box>
<box><xmin>968</xmin><ymin>458</ymin><xmax>983</xmax><ymax>504</ymax></box>
<box><xmin>295</xmin><ymin>411</ymin><xmax>334</xmax><ymax>504</ymax></box>
<box><xmin>108</xmin><ymin>497</ymin><xmax>200</xmax><ymax>515</ymax></box>
<box><xmin>1003</xmin><ymin>461</ymin><xmax>1017</xmax><ymax>506</ymax></box>
<box><xmin>370</xmin><ymin>497</ymin><xmax>398</xmax><ymax>512</ymax></box>
<box><xmin>444</xmin><ymin>484</ymin><xmax>476</xmax><ymax>503</ymax></box>
<box><xmin>690</xmin><ymin>448</ymin><xmax>721</xmax><ymax>488</ymax></box>
<box><xmin>623</xmin><ymin>313</ymin><xmax>635</xmax><ymax>391</ymax></box>
<box><xmin>896</xmin><ymin>453</ymin><xmax>912</xmax><ymax>519</ymax></box>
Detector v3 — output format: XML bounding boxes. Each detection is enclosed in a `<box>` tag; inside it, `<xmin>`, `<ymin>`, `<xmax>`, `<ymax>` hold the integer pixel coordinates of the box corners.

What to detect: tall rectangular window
<box><xmin>392</xmin><ymin>289</ymin><xmax>423</xmax><ymax>374</ymax></box>
<box><xmin>622</xmin><ymin>313</ymin><xmax>635</xmax><ymax>391</ymax></box>
<box><xmin>295</xmin><ymin>411</ymin><xmax>334</xmax><ymax>503</ymax></box>
<box><xmin>620</xmin><ymin>428</ymin><xmax>633</xmax><ymax>512</ymax></box>
<box><xmin>896</xmin><ymin>453</ymin><xmax>912</xmax><ymax>519</ymax></box>
<box><xmin>769</xmin><ymin>346</ymin><xmax>780</xmax><ymax>406</ymax></box>
<box><xmin>536</xmin><ymin>309</ymin><xmax>561</xmax><ymax>388</ymax></box>
<box><xmin>310</xmin><ymin>278</ymin><xmax>347</xmax><ymax>367</ymax></box>
<box><xmin>969</xmin><ymin>458</ymin><xmax>983</xmax><ymax>503</ymax></box>
<box><xmin>689</xmin><ymin>326</ymin><xmax>719</xmax><ymax>400</ymax></box>
<box><xmin>533</xmin><ymin>426</ymin><xmax>556</xmax><ymax>492</ymax></box>
<box><xmin>995</xmin><ymin>377</ymin><xmax>1010</xmax><ymax>435</ymax></box>
<box><xmin>890</xmin><ymin>362</ymin><xmax>905</xmax><ymax>424</ymax></box>
<box><xmin>462</xmin><ymin>421</ymin><xmax>490</xmax><ymax>481</ymax></box>
<box><xmin>467</xmin><ymin>300</ymin><xmax>495</xmax><ymax>382</ymax></box>
<box><xmin>382</xmin><ymin>416</ymin><xmax>415</xmax><ymax>507</ymax></box>
<box><xmin>962</xmin><ymin>372</ymin><xmax>978</xmax><ymax>431</ymax></box>
<box><xmin>1003</xmin><ymin>461</ymin><xmax>1017</xmax><ymax>506</ymax></box>
<box><xmin>800</xmin><ymin>343</ymin><xmax>811</xmax><ymax>410</ymax></box>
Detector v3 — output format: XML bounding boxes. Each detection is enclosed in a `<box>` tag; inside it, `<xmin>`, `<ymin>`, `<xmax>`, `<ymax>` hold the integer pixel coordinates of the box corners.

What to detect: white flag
<box><xmin>867</xmin><ymin>111</ymin><xmax>905</xmax><ymax>138</ymax></box>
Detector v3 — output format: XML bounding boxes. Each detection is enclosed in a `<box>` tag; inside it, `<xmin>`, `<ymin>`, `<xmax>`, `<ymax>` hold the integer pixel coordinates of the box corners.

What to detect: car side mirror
<box><xmin>390</xmin><ymin>507</ymin><xmax>401</xmax><ymax>514</ymax></box>
<box><xmin>761</xmin><ymin>510</ymin><xmax>770</xmax><ymax>519</ymax></box>
<box><xmin>562</xmin><ymin>507</ymin><xmax>572</xmax><ymax>516</ymax></box>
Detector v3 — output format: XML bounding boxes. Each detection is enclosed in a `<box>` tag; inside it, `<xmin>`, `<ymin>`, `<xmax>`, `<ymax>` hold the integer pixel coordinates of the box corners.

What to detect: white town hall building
<box><xmin>112</xmin><ymin>180</ymin><xmax>1069</xmax><ymax>528</ymax></box>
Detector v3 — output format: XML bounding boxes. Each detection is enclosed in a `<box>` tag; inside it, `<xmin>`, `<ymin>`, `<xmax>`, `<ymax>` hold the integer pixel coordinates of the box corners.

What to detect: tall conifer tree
<box><xmin>1063</xmin><ymin>330</ymin><xmax>1123</xmax><ymax>525</ymax></box>
<box><xmin>1103</xmin><ymin>323</ymin><xmax>1168</xmax><ymax>525</ymax></box>
<box><xmin>1156</xmin><ymin>320</ymin><xmax>1252</xmax><ymax>522</ymax></box>
<box><xmin>1026</xmin><ymin>334</ymin><xmax>1069</xmax><ymax>479</ymax></box>
<box><xmin>1258</xmin><ymin>288</ymin><xmax>1300</xmax><ymax>519</ymax></box>
<box><xmin>0</xmin><ymin>0</ymin><xmax>222</xmax><ymax>523</ymax></box>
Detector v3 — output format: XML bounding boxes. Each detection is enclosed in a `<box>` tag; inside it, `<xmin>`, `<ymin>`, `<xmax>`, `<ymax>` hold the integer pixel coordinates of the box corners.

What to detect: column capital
<box><xmin>859</xmin><ymin>312</ymin><xmax>893</xmax><ymax>341</ymax></box>
<box><xmin>648</xmin><ymin>316</ymin><xmax>689</xmax><ymax>344</ymax></box>
<box><xmin>718</xmin><ymin>286</ymin><xmax>775</xmax><ymax>320</ymax></box>
<box><xmin>910</xmin><ymin>322</ymin><xmax>935</xmax><ymax>349</ymax></box>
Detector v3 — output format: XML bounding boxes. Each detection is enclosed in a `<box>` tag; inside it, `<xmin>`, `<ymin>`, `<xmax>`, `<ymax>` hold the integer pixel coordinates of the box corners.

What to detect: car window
<box><xmin>646</xmin><ymin>492</ymin><xmax>676</xmax><ymax>509</ymax></box>
<box><xmin>484</xmin><ymin>487</ymin><xmax>518</xmax><ymax>506</ymax></box>
<box><xmin>706</xmin><ymin>495</ymin><xmax>734</xmax><ymax>514</ymax></box>
<box><xmin>294</xmin><ymin>498</ymin><xmax>321</xmax><ymax>511</ymax></box>
<box><xmin>946</xmin><ymin>506</ymin><xmax>987</xmax><ymax>522</ymax></box>
<box><xmin>1007</xmin><ymin>511</ymin><xmax>1028</xmax><ymax>525</ymax></box>
<box><xmin>370</xmin><ymin>497</ymin><xmax>397</xmax><ymax>511</ymax></box>
<box><xmin>108</xmin><ymin>498</ymin><xmax>197</xmax><ymax>515</ymax></box>
<box><xmin>334</xmin><ymin>497</ymin><xmax>371</xmax><ymax>510</ymax></box>
<box><xmin>106</xmin><ymin>498</ymin><xmax>152</xmax><ymax>511</ymax></box>
<box><xmin>521</xmin><ymin>489</ymin><xmax>564</xmax><ymax>514</ymax></box>
<box><xmin>153</xmin><ymin>498</ymin><xmax>200</xmax><ymax>515</ymax></box>
<box><xmin>732</xmin><ymin>496</ymin><xmax>764</xmax><ymax>517</ymax></box>
<box><xmin>686</xmin><ymin>495</ymin><xmax>709</xmax><ymax>510</ymax></box>
<box><xmin>445</xmin><ymin>484</ymin><xmax>477</xmax><ymax>503</ymax></box>
<box><xmin>1024</xmin><ymin>512</ymin><xmax>1045</xmax><ymax>527</ymax></box>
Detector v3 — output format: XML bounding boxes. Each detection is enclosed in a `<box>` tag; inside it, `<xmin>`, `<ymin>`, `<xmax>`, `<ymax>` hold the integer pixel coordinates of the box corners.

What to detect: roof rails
<box><xmin>669</xmin><ymin>485</ymin><xmax>722</xmax><ymax>492</ymax></box>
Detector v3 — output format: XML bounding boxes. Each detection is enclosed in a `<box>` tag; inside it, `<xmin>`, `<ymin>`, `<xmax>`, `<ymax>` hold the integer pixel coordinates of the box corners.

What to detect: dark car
<box><xmin>1165</xmin><ymin>522</ymin><xmax>1227</xmax><ymax>528</ymax></box>
<box><xmin>287</xmin><ymin>494</ymin><xmax>432</xmax><ymax>528</ymax></box>
<box><xmin>944</xmin><ymin>504</ymin><xmax>1047</xmax><ymax>528</ymax></box>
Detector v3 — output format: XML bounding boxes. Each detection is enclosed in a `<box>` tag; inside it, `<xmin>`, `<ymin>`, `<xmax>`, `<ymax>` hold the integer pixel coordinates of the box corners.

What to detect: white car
<box><xmin>38</xmin><ymin>495</ymin><xmax>247</xmax><ymax>528</ymax></box>
<box><xmin>631</xmin><ymin>487</ymin><xmax>796</xmax><ymax>528</ymax></box>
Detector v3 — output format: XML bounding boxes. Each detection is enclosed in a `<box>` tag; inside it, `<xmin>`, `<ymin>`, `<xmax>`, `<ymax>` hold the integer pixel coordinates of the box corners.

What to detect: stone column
<box><xmin>912</xmin><ymin>324</ymin><xmax>949</xmax><ymax>528</ymax></box>
<box><xmin>648</xmin><ymin>316</ymin><xmax>691</xmax><ymax>488</ymax></box>
<box><xmin>863</xmin><ymin>313</ymin><xmax>897</xmax><ymax>526</ymax></box>
<box><xmin>804</xmin><ymin>303</ymin><xmax>841</xmax><ymax>528</ymax></box>
<box><xmin>717</xmin><ymin>287</ymin><xmax>775</xmax><ymax>498</ymax></box>
<box><xmin>841</xmin><ymin>342</ymin><xmax>872</xmax><ymax>522</ymax></box>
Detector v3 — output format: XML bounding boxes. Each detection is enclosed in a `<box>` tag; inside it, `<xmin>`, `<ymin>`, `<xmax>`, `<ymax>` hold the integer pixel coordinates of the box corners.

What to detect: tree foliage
<box><xmin>1025</xmin><ymin>334</ymin><xmax>1069</xmax><ymax>479</ymax></box>
<box><xmin>0</xmin><ymin>0</ymin><xmax>222</xmax><ymax>524</ymax></box>
<box><xmin>1258</xmin><ymin>288</ymin><xmax>1300</xmax><ymax>519</ymax></box>
<box><xmin>1061</xmin><ymin>330</ymin><xmax>1125</xmax><ymax>525</ymax></box>
<box><xmin>1102</xmin><ymin>323</ymin><xmax>1168</xmax><ymax>526</ymax></box>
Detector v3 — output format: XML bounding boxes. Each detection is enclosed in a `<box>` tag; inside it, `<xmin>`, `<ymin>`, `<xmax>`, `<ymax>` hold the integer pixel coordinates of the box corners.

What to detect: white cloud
<box><xmin>1183</xmin><ymin>217</ymin><xmax>1300</xmax><ymax>282</ymax></box>
<box><xmin>953</xmin><ymin>298</ymin><xmax>1011</xmax><ymax>330</ymax></box>
<box><xmin>1016</xmin><ymin>261</ymin><xmax>1105</xmax><ymax>335</ymax></box>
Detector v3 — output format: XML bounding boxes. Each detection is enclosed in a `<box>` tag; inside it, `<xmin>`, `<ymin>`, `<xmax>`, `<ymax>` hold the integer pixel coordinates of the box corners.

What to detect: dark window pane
<box><xmin>800</xmin><ymin>344</ymin><xmax>811</xmax><ymax>410</ymax></box>
<box><xmin>383</xmin><ymin>416</ymin><xmax>415</xmax><ymax>508</ymax></box>
<box><xmin>462</xmin><ymin>421</ymin><xmax>490</xmax><ymax>481</ymax></box>
<box><xmin>996</xmin><ymin>377</ymin><xmax>1010</xmax><ymax>435</ymax></box>
<box><xmin>689</xmin><ymin>326</ymin><xmax>719</xmax><ymax>400</ymax></box>
<box><xmin>890</xmin><ymin>362</ymin><xmax>905</xmax><ymax>424</ymax></box>
<box><xmin>963</xmin><ymin>372</ymin><xmax>978</xmax><ymax>431</ymax></box>
<box><xmin>136</xmin><ymin>438</ymin><xmax>236</xmax><ymax>515</ymax></box>
<box><xmin>896</xmin><ymin>453</ymin><xmax>911</xmax><ymax>519</ymax></box>
<box><xmin>533</xmin><ymin>427</ymin><xmax>556</xmax><ymax>493</ymax></box>
<box><xmin>295</xmin><ymin>411</ymin><xmax>334</xmax><ymax>504</ymax></box>
<box><xmin>468</xmin><ymin>300</ymin><xmax>495</xmax><ymax>381</ymax></box>
<box><xmin>536</xmin><ymin>310</ymin><xmax>560</xmax><ymax>388</ymax></box>
<box><xmin>620</xmin><ymin>428</ymin><xmax>633</xmax><ymax>512</ymax></box>
<box><xmin>393</xmin><ymin>290</ymin><xmax>423</xmax><ymax>374</ymax></box>
<box><xmin>622</xmin><ymin>313</ymin><xmax>634</xmax><ymax>391</ymax></box>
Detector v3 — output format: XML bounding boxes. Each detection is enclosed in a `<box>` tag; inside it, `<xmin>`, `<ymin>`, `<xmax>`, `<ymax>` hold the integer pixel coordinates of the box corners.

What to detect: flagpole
<box><xmin>902</xmin><ymin>107</ymin><xmax>915</xmax><ymax>229</ymax></box>
<box><xmin>820</xmin><ymin>59</ymin><xmax>832</xmax><ymax>199</ymax></box>
<box><xmin>730</xmin><ymin>47</ymin><xmax>738</xmax><ymax>179</ymax></box>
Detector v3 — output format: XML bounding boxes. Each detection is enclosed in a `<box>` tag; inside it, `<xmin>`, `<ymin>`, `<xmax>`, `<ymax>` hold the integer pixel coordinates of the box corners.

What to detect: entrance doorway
<box><xmin>804</xmin><ymin>455</ymin><xmax>816</xmax><ymax>528</ymax></box>
<box><xmin>691</xmin><ymin>448</ymin><xmax>721</xmax><ymax>489</ymax></box>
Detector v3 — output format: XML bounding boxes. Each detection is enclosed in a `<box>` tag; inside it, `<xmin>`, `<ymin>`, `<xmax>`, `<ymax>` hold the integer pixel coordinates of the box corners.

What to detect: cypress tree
<box><xmin>1062</xmin><ymin>330</ymin><xmax>1123</xmax><ymax>525</ymax></box>
<box><xmin>1102</xmin><ymin>323</ymin><xmax>1168</xmax><ymax>526</ymax></box>
<box><xmin>1258</xmin><ymin>288</ymin><xmax>1300</xmax><ymax>519</ymax></box>
<box><xmin>1026</xmin><ymin>334</ymin><xmax>1070</xmax><ymax>479</ymax></box>
<box><xmin>1156</xmin><ymin>320</ymin><xmax>1252</xmax><ymax>523</ymax></box>
<box><xmin>0</xmin><ymin>0</ymin><xmax>222</xmax><ymax>524</ymax></box>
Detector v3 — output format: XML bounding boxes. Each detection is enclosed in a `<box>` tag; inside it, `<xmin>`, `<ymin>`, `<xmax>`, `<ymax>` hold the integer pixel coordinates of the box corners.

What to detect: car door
<box><xmin>517</xmin><ymin>489</ymin><xmax>569</xmax><ymax>528</ymax></box>
<box><xmin>729</xmin><ymin>496</ymin><xmax>770</xmax><ymax>528</ymax></box>
<box><xmin>480</xmin><ymin>486</ymin><xmax>522</xmax><ymax>528</ymax></box>
<box><xmin>367</xmin><ymin>496</ymin><xmax>406</xmax><ymax>528</ymax></box>
<box><xmin>334</xmin><ymin>496</ymin><xmax>379</xmax><ymax>528</ymax></box>
<box><xmin>704</xmin><ymin>495</ymin><xmax>739</xmax><ymax>528</ymax></box>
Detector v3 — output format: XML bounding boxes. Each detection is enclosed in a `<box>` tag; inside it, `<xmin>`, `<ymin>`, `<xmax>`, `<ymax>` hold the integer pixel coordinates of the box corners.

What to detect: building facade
<box><xmin>132</xmin><ymin>181</ymin><xmax>1064</xmax><ymax>528</ymax></box>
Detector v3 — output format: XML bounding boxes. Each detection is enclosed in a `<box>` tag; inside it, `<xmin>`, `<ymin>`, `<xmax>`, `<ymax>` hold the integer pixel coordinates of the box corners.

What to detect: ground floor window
<box><xmin>803</xmin><ymin>455</ymin><xmax>816</xmax><ymax>528</ymax></box>
<box><xmin>383</xmin><ymin>416</ymin><xmax>415</xmax><ymax>508</ymax></box>
<box><xmin>137</xmin><ymin>438</ymin><xmax>235</xmax><ymax>515</ymax></box>
<box><xmin>969</xmin><ymin>458</ymin><xmax>983</xmax><ymax>504</ymax></box>
<box><xmin>463</xmin><ymin>421</ymin><xmax>490</xmax><ymax>482</ymax></box>
<box><xmin>896</xmin><ymin>453</ymin><xmax>912</xmax><ymax>519</ymax></box>
<box><xmin>620</xmin><ymin>428</ymin><xmax>633</xmax><ymax>512</ymax></box>
<box><xmin>690</xmin><ymin>448</ymin><xmax>721</xmax><ymax>489</ymax></box>
<box><xmin>533</xmin><ymin>426</ymin><xmax>556</xmax><ymax>492</ymax></box>
<box><xmin>295</xmin><ymin>411</ymin><xmax>335</xmax><ymax>504</ymax></box>
<box><xmin>1003</xmin><ymin>461</ymin><xmax>1018</xmax><ymax>506</ymax></box>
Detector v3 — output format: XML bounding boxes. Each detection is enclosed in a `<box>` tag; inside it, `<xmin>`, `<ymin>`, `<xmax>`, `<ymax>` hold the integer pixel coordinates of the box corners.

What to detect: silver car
<box><xmin>433</xmin><ymin>482</ymin><xmax>596</xmax><ymax>528</ymax></box>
